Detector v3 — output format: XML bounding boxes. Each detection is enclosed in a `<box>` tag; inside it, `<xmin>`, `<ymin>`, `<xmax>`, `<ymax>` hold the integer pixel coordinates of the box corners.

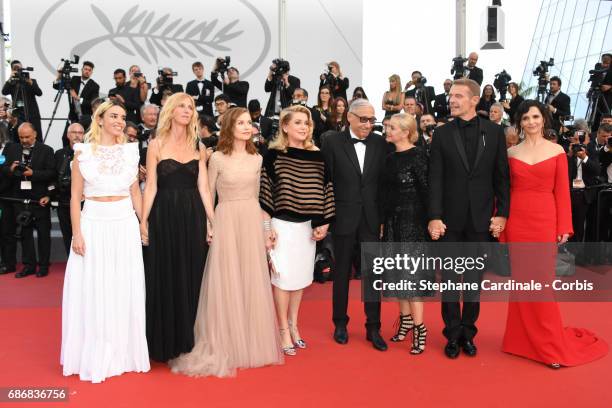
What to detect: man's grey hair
<box><xmin>349</xmin><ymin>98</ymin><xmax>373</xmax><ymax>113</ymax></box>
<box><xmin>574</xmin><ymin>118</ymin><xmax>590</xmax><ymax>133</ymax></box>
<box><xmin>67</xmin><ymin>122</ymin><xmax>85</xmax><ymax>132</ymax></box>
<box><xmin>140</xmin><ymin>103</ymin><xmax>160</xmax><ymax>116</ymax></box>
<box><xmin>490</xmin><ymin>102</ymin><xmax>504</xmax><ymax>111</ymax></box>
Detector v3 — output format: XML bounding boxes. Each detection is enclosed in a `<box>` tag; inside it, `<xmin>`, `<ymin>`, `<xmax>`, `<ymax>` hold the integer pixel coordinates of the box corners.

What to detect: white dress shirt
<box><xmin>350</xmin><ymin>128</ymin><xmax>366</xmax><ymax>173</ymax></box>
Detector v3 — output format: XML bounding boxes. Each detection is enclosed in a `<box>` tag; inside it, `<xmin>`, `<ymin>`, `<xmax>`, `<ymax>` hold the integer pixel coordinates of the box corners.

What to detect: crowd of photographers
<box><xmin>0</xmin><ymin>51</ymin><xmax>610</xmax><ymax>277</ymax></box>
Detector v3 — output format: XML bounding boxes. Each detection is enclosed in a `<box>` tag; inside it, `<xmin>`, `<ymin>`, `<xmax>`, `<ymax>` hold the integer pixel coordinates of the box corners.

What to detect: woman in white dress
<box><xmin>61</xmin><ymin>101</ymin><xmax>150</xmax><ymax>383</ymax></box>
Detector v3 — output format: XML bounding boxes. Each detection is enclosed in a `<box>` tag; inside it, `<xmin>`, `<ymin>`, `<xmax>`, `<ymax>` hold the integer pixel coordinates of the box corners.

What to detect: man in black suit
<box><xmin>150</xmin><ymin>67</ymin><xmax>184</xmax><ymax>106</ymax></box>
<box><xmin>248</xmin><ymin>99</ymin><xmax>273</xmax><ymax>141</ymax></box>
<box><xmin>546</xmin><ymin>76</ymin><xmax>571</xmax><ymax>133</ymax></box>
<box><xmin>109</xmin><ymin>69</ymin><xmax>141</xmax><ymax>124</ymax></box>
<box><xmin>1</xmin><ymin>123</ymin><xmax>55</xmax><ymax>278</ymax></box>
<box><xmin>405</xmin><ymin>71</ymin><xmax>436</xmax><ymax>115</ymax></box>
<box><xmin>212</xmin><ymin>66</ymin><xmax>249</xmax><ymax>108</ymax></box>
<box><xmin>186</xmin><ymin>61</ymin><xmax>216</xmax><ymax>117</ymax></box>
<box><xmin>0</xmin><ymin>125</ymin><xmax>17</xmax><ymax>275</ymax></box>
<box><xmin>434</xmin><ymin>79</ymin><xmax>453</xmax><ymax>120</ymax></box>
<box><xmin>264</xmin><ymin>61</ymin><xmax>300</xmax><ymax>117</ymax></box>
<box><xmin>428</xmin><ymin>78</ymin><xmax>510</xmax><ymax>359</ymax></box>
<box><xmin>2</xmin><ymin>61</ymin><xmax>43</xmax><ymax>140</ymax></box>
<box><xmin>321</xmin><ymin>99</ymin><xmax>389</xmax><ymax>351</ymax></box>
<box><xmin>465</xmin><ymin>52</ymin><xmax>483</xmax><ymax>85</ymax></box>
<box><xmin>53</xmin><ymin>61</ymin><xmax>99</xmax><ymax>126</ymax></box>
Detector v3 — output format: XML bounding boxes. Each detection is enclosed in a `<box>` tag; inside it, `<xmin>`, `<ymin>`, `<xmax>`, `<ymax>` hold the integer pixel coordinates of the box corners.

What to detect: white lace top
<box><xmin>74</xmin><ymin>143</ymin><xmax>139</xmax><ymax>197</ymax></box>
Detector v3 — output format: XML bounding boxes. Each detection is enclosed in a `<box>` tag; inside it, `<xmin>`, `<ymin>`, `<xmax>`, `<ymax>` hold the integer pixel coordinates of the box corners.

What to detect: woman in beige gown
<box><xmin>170</xmin><ymin>108</ymin><xmax>283</xmax><ymax>377</ymax></box>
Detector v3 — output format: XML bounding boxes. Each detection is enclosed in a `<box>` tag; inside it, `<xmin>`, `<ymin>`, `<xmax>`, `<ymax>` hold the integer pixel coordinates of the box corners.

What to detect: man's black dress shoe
<box><xmin>444</xmin><ymin>340</ymin><xmax>460</xmax><ymax>358</ymax></box>
<box><xmin>36</xmin><ymin>268</ymin><xmax>49</xmax><ymax>278</ymax></box>
<box><xmin>334</xmin><ymin>327</ymin><xmax>349</xmax><ymax>344</ymax></box>
<box><xmin>461</xmin><ymin>340</ymin><xmax>478</xmax><ymax>356</ymax></box>
<box><xmin>15</xmin><ymin>268</ymin><xmax>36</xmax><ymax>278</ymax></box>
<box><xmin>366</xmin><ymin>331</ymin><xmax>388</xmax><ymax>351</ymax></box>
<box><xmin>0</xmin><ymin>265</ymin><xmax>16</xmax><ymax>275</ymax></box>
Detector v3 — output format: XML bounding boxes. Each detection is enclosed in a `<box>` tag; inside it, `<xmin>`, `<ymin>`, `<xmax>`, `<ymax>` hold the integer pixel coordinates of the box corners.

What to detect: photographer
<box><xmin>186</xmin><ymin>61</ymin><xmax>215</xmax><ymax>117</ymax></box>
<box><xmin>125</xmin><ymin>121</ymin><xmax>139</xmax><ymax>143</ymax></box>
<box><xmin>1</xmin><ymin>123</ymin><xmax>55</xmax><ymax>277</ymax></box>
<box><xmin>213</xmin><ymin>94</ymin><xmax>231</xmax><ymax>129</ymax></box>
<box><xmin>52</xmin><ymin>123</ymin><xmax>83</xmax><ymax>255</ymax></box>
<box><xmin>53</xmin><ymin>61</ymin><xmax>99</xmax><ymax>128</ymax></box>
<box><xmin>150</xmin><ymin>67</ymin><xmax>184</xmax><ymax>106</ymax></box>
<box><xmin>198</xmin><ymin>114</ymin><xmax>218</xmax><ymax>162</ymax></box>
<box><xmin>2</xmin><ymin>61</ymin><xmax>43</xmax><ymax>140</ymax></box>
<box><xmin>109</xmin><ymin>69</ymin><xmax>142</xmax><ymax>123</ymax></box>
<box><xmin>546</xmin><ymin>76</ymin><xmax>571</xmax><ymax>133</ymax></box>
<box><xmin>465</xmin><ymin>52</ymin><xmax>483</xmax><ymax>85</ymax></box>
<box><xmin>404</xmin><ymin>71</ymin><xmax>436</xmax><ymax>115</ymax></box>
<box><xmin>211</xmin><ymin>60</ymin><xmax>249</xmax><ymax>108</ymax></box>
<box><xmin>596</xmin><ymin>123</ymin><xmax>612</xmax><ymax>182</ymax></box>
<box><xmin>592</xmin><ymin>53</ymin><xmax>612</xmax><ymax>131</ymax></box>
<box><xmin>434</xmin><ymin>79</ymin><xmax>452</xmax><ymax>120</ymax></box>
<box><xmin>319</xmin><ymin>61</ymin><xmax>349</xmax><ymax>100</ymax></box>
<box><xmin>138</xmin><ymin>104</ymin><xmax>159</xmax><ymax>150</ymax></box>
<box><xmin>264</xmin><ymin>58</ymin><xmax>300</xmax><ymax>117</ymax></box>
<box><xmin>249</xmin><ymin>99</ymin><xmax>274</xmax><ymax>141</ymax></box>
<box><xmin>417</xmin><ymin>113</ymin><xmax>436</xmax><ymax>149</ymax></box>
<box><xmin>567</xmin><ymin>127</ymin><xmax>600</xmax><ymax>246</ymax></box>
<box><xmin>0</xmin><ymin>104</ymin><xmax>17</xmax><ymax>274</ymax></box>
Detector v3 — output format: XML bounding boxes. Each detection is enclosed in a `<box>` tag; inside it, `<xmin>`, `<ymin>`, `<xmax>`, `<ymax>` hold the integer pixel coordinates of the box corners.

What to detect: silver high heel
<box><xmin>288</xmin><ymin>321</ymin><xmax>306</xmax><ymax>349</ymax></box>
<box><xmin>280</xmin><ymin>328</ymin><xmax>296</xmax><ymax>356</ymax></box>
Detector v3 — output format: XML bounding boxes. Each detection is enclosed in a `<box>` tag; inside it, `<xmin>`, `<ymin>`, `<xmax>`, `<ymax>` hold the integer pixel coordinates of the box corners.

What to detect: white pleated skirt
<box><xmin>269</xmin><ymin>218</ymin><xmax>316</xmax><ymax>291</ymax></box>
<box><xmin>61</xmin><ymin>198</ymin><xmax>150</xmax><ymax>383</ymax></box>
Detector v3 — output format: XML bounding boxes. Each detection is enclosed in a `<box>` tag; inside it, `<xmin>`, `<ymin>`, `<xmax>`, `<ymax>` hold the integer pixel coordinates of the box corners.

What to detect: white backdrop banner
<box><xmin>10</xmin><ymin>0</ymin><xmax>362</xmax><ymax>148</ymax></box>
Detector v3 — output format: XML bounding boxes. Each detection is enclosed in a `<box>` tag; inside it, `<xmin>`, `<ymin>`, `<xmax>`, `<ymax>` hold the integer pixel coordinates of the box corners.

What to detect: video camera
<box><xmin>10</xmin><ymin>66</ymin><xmax>34</xmax><ymax>85</ymax></box>
<box><xmin>587</xmin><ymin>63</ymin><xmax>608</xmax><ymax>90</ymax></box>
<box><xmin>215</xmin><ymin>56</ymin><xmax>231</xmax><ymax>75</ymax></box>
<box><xmin>493</xmin><ymin>70</ymin><xmax>512</xmax><ymax>101</ymax></box>
<box><xmin>271</xmin><ymin>58</ymin><xmax>290</xmax><ymax>77</ymax></box>
<box><xmin>533</xmin><ymin>58</ymin><xmax>554</xmax><ymax>77</ymax></box>
<box><xmin>415</xmin><ymin>76</ymin><xmax>428</xmax><ymax>88</ymax></box>
<box><xmin>451</xmin><ymin>56</ymin><xmax>468</xmax><ymax>79</ymax></box>
<box><xmin>57</xmin><ymin>55</ymin><xmax>80</xmax><ymax>90</ymax></box>
<box><xmin>157</xmin><ymin>69</ymin><xmax>177</xmax><ymax>88</ymax></box>
<box><xmin>571</xmin><ymin>130</ymin><xmax>587</xmax><ymax>154</ymax></box>
<box><xmin>425</xmin><ymin>124</ymin><xmax>436</xmax><ymax>134</ymax></box>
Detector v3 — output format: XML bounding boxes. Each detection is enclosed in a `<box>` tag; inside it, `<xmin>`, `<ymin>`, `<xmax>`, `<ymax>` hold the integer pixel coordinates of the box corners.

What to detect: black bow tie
<box><xmin>458</xmin><ymin>117</ymin><xmax>478</xmax><ymax>128</ymax></box>
<box><xmin>352</xmin><ymin>138</ymin><xmax>368</xmax><ymax>145</ymax></box>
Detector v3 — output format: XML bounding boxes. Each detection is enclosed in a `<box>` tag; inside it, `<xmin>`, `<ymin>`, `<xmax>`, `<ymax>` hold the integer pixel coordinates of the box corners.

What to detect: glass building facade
<box><xmin>521</xmin><ymin>0</ymin><xmax>611</xmax><ymax>119</ymax></box>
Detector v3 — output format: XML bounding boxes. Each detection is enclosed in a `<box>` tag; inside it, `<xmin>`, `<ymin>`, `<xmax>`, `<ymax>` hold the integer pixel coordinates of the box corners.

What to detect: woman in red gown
<box><xmin>500</xmin><ymin>100</ymin><xmax>608</xmax><ymax>368</ymax></box>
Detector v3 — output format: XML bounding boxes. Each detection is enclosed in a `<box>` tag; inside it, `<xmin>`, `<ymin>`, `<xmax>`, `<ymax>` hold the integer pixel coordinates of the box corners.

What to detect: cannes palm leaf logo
<box><xmin>70</xmin><ymin>5</ymin><xmax>244</xmax><ymax>63</ymax></box>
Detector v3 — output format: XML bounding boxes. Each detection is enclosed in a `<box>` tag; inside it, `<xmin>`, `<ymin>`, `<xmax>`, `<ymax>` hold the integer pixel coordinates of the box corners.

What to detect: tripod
<box><xmin>585</xmin><ymin>86</ymin><xmax>610</xmax><ymax>129</ymax></box>
<box><xmin>43</xmin><ymin>79</ymin><xmax>72</xmax><ymax>144</ymax></box>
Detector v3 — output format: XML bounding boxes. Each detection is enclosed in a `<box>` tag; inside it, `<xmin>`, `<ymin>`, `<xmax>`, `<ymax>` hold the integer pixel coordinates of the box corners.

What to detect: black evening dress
<box><xmin>381</xmin><ymin>147</ymin><xmax>434</xmax><ymax>298</ymax></box>
<box><xmin>145</xmin><ymin>158</ymin><xmax>208</xmax><ymax>362</ymax></box>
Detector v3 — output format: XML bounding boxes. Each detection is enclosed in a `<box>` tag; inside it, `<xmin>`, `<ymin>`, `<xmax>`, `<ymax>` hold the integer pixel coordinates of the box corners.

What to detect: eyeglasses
<box><xmin>350</xmin><ymin>112</ymin><xmax>377</xmax><ymax>124</ymax></box>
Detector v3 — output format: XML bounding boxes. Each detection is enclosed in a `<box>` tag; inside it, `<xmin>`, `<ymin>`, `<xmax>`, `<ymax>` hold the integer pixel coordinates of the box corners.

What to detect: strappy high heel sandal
<box><xmin>280</xmin><ymin>328</ymin><xmax>297</xmax><ymax>356</ymax></box>
<box><xmin>288</xmin><ymin>321</ymin><xmax>306</xmax><ymax>349</ymax></box>
<box><xmin>390</xmin><ymin>314</ymin><xmax>414</xmax><ymax>342</ymax></box>
<box><xmin>410</xmin><ymin>323</ymin><xmax>427</xmax><ymax>355</ymax></box>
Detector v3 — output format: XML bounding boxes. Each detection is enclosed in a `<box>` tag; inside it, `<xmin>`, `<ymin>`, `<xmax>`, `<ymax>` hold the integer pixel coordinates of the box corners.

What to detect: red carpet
<box><xmin>1</xmin><ymin>264</ymin><xmax>610</xmax><ymax>408</ymax></box>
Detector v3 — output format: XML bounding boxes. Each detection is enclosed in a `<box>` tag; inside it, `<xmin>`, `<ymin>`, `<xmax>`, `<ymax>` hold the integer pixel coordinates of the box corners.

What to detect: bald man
<box><xmin>53</xmin><ymin>123</ymin><xmax>84</xmax><ymax>255</ymax></box>
<box><xmin>1</xmin><ymin>123</ymin><xmax>55</xmax><ymax>277</ymax></box>
<box><xmin>466</xmin><ymin>52</ymin><xmax>483</xmax><ymax>85</ymax></box>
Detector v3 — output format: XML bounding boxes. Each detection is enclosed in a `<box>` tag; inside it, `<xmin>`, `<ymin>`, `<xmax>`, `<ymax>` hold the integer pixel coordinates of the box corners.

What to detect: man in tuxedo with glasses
<box><xmin>321</xmin><ymin>99</ymin><xmax>389</xmax><ymax>352</ymax></box>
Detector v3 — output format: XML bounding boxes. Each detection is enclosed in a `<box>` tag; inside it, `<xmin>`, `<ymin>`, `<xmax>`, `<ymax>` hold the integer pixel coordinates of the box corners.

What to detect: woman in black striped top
<box><xmin>260</xmin><ymin>105</ymin><xmax>335</xmax><ymax>356</ymax></box>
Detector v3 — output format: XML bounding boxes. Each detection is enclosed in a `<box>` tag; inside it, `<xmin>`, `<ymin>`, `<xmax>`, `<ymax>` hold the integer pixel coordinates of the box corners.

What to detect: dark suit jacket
<box><xmin>211</xmin><ymin>74</ymin><xmax>249</xmax><ymax>108</ymax></box>
<box><xmin>434</xmin><ymin>92</ymin><xmax>450</xmax><ymax>119</ymax></box>
<box><xmin>149</xmin><ymin>84</ymin><xmax>184</xmax><ymax>106</ymax></box>
<box><xmin>503</xmin><ymin>95</ymin><xmax>524</xmax><ymax>124</ymax></box>
<box><xmin>406</xmin><ymin>86</ymin><xmax>436</xmax><ymax>114</ymax></box>
<box><xmin>428</xmin><ymin>118</ymin><xmax>510</xmax><ymax>232</ymax></box>
<box><xmin>253</xmin><ymin>115</ymin><xmax>274</xmax><ymax>141</ymax></box>
<box><xmin>321</xmin><ymin>129</ymin><xmax>387</xmax><ymax>235</ymax></box>
<box><xmin>186</xmin><ymin>79</ymin><xmax>215</xmax><ymax>116</ymax></box>
<box><xmin>265</xmin><ymin>75</ymin><xmax>300</xmax><ymax>117</ymax></box>
<box><xmin>568</xmin><ymin>148</ymin><xmax>600</xmax><ymax>203</ymax></box>
<box><xmin>319</xmin><ymin>76</ymin><xmax>349</xmax><ymax>101</ymax></box>
<box><xmin>1</xmin><ymin>142</ymin><xmax>56</xmax><ymax>200</ymax></box>
<box><xmin>468</xmin><ymin>66</ymin><xmax>483</xmax><ymax>85</ymax></box>
<box><xmin>52</xmin><ymin>76</ymin><xmax>100</xmax><ymax>121</ymax></box>
<box><xmin>550</xmin><ymin>91</ymin><xmax>571</xmax><ymax>132</ymax></box>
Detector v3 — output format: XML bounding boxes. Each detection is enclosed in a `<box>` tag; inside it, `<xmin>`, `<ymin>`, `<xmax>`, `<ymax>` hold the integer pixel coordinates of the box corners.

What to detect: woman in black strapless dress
<box><xmin>141</xmin><ymin>93</ymin><xmax>214</xmax><ymax>362</ymax></box>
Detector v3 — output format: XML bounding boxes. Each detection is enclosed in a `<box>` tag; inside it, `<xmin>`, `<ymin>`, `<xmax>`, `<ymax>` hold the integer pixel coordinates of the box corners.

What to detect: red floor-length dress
<box><xmin>501</xmin><ymin>153</ymin><xmax>608</xmax><ymax>366</ymax></box>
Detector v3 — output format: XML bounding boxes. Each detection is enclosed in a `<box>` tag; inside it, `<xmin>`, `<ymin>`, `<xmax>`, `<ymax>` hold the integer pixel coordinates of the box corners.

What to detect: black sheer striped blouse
<box><xmin>260</xmin><ymin>147</ymin><xmax>335</xmax><ymax>227</ymax></box>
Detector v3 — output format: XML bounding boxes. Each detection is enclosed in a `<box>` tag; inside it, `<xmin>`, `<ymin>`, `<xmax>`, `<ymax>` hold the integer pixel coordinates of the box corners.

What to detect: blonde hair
<box><xmin>269</xmin><ymin>105</ymin><xmax>315</xmax><ymax>152</ymax></box>
<box><xmin>85</xmin><ymin>100</ymin><xmax>127</xmax><ymax>151</ymax></box>
<box><xmin>155</xmin><ymin>92</ymin><xmax>199</xmax><ymax>149</ymax></box>
<box><xmin>391</xmin><ymin>113</ymin><xmax>419</xmax><ymax>143</ymax></box>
